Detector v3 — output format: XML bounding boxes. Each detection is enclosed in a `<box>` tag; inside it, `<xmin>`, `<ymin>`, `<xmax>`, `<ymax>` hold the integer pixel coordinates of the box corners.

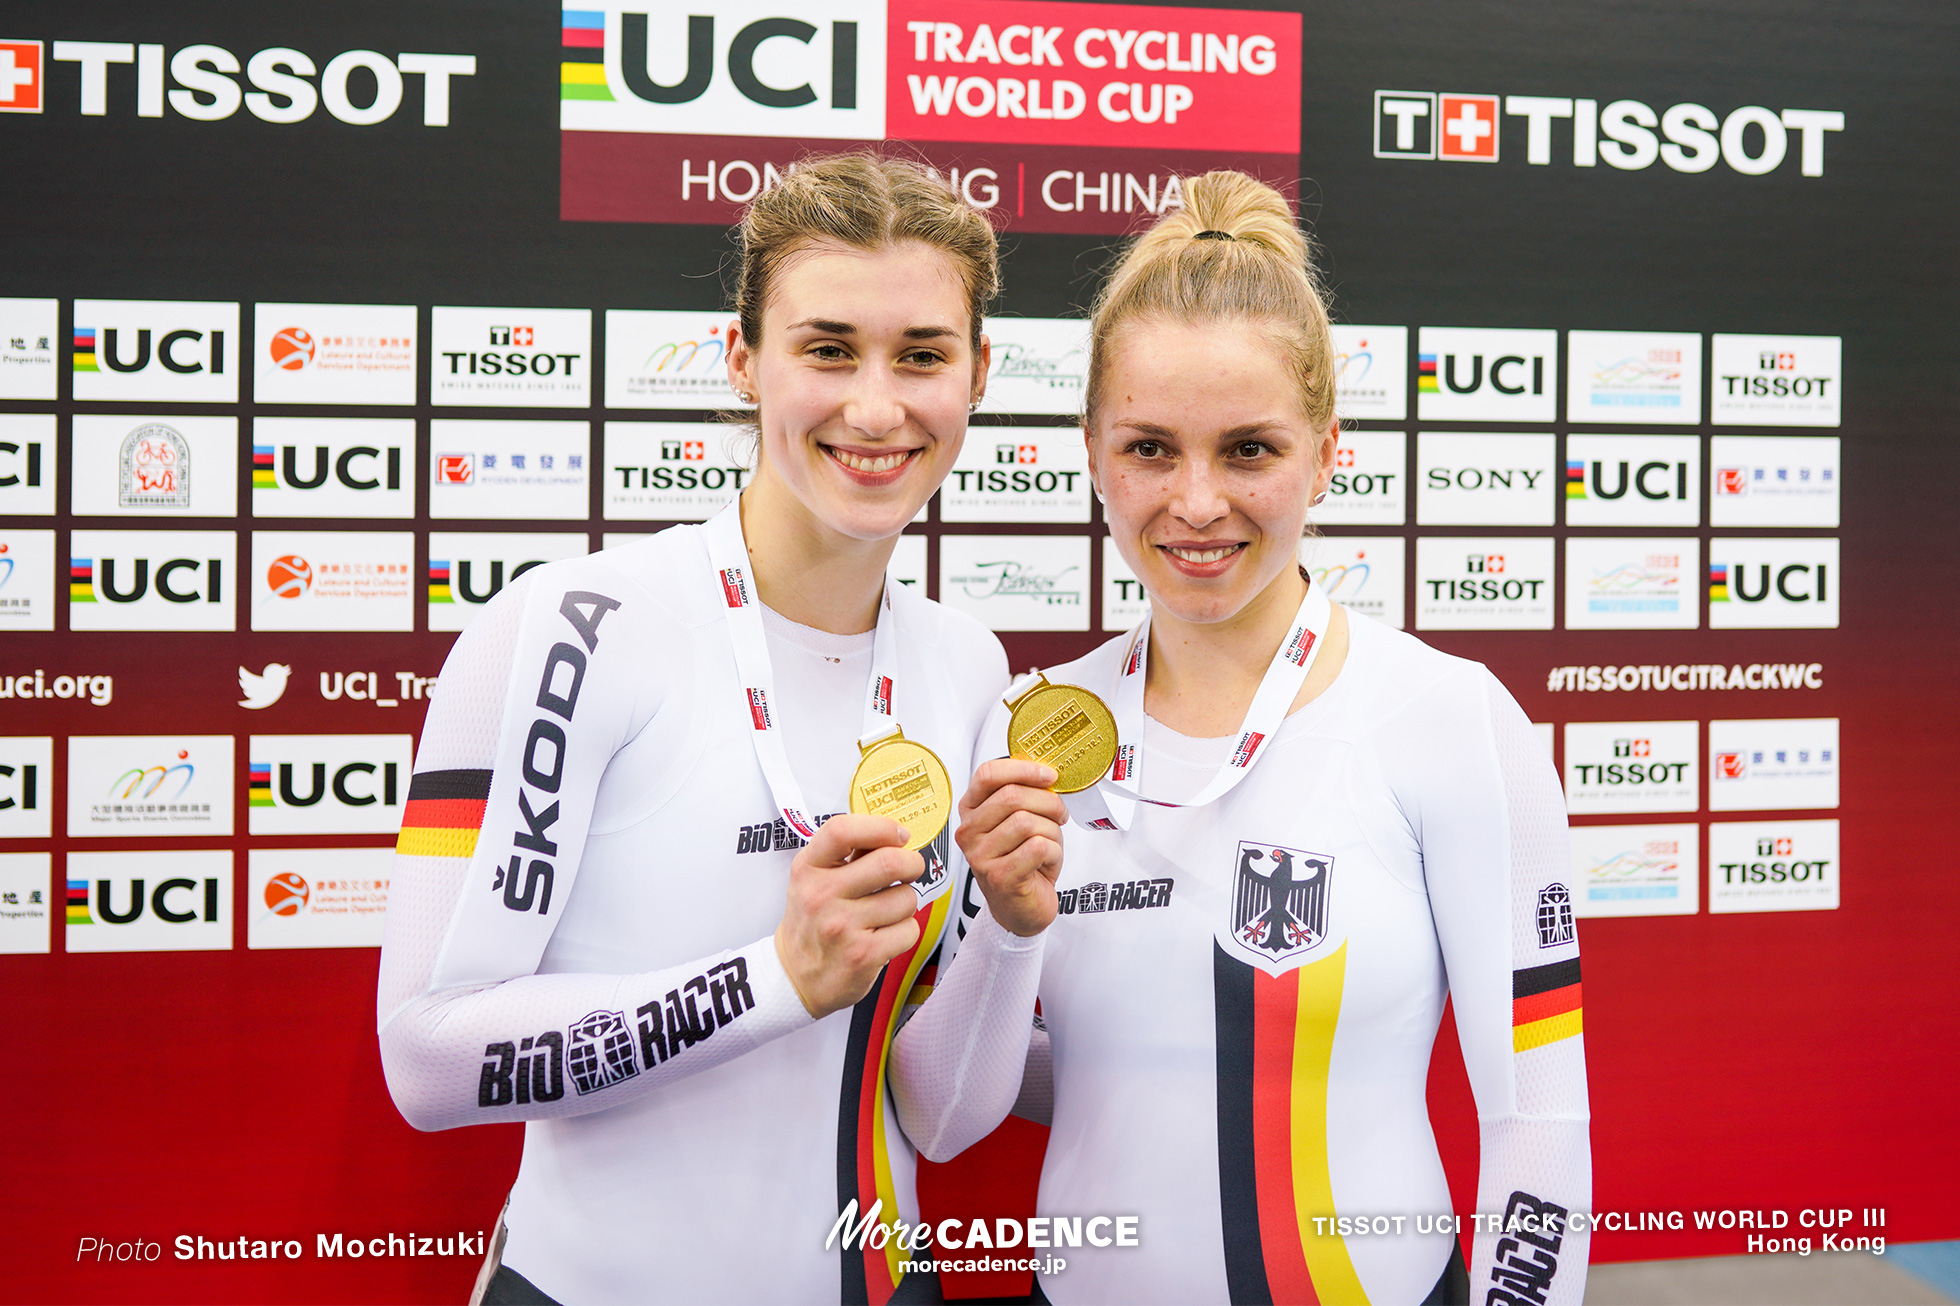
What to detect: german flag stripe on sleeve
<box><xmin>396</xmin><ymin>768</ymin><xmax>492</xmax><ymax>858</ymax></box>
<box><xmin>1512</xmin><ymin>957</ymin><xmax>1583</xmax><ymax>1053</ymax></box>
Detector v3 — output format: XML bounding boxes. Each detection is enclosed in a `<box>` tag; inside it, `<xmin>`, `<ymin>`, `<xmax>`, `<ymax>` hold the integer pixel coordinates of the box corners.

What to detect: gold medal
<box><xmin>1004</xmin><ymin>674</ymin><xmax>1119</xmax><ymax>793</ymax></box>
<box><xmin>849</xmin><ymin>726</ymin><xmax>953</xmax><ymax>851</ymax></box>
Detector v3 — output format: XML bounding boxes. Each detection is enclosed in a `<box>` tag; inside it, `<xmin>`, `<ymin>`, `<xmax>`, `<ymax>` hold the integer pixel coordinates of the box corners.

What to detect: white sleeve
<box><xmin>375</xmin><ymin>579</ymin><xmax>813</xmax><ymax>1132</ymax></box>
<box><xmin>889</xmin><ymin>697</ymin><xmax>1048</xmax><ymax>1160</ymax></box>
<box><xmin>890</xmin><ymin>904</ymin><xmax>1045</xmax><ymax>1161</ymax></box>
<box><xmin>1385</xmin><ymin>666</ymin><xmax>1592</xmax><ymax>1305</ymax></box>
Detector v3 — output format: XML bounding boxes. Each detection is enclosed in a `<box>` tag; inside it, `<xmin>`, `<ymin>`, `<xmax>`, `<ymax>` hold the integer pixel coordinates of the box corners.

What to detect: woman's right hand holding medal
<box><xmin>955</xmin><ymin>759</ymin><xmax>1069</xmax><ymax>937</ymax></box>
<box><xmin>775</xmin><ymin>815</ymin><xmax>927</xmax><ymax>1020</ymax></box>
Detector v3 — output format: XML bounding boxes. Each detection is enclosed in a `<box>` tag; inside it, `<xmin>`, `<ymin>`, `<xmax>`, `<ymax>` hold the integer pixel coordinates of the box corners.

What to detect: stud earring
<box><xmin>735</xmin><ymin>390</ymin><xmax>755</xmax><ymax>405</ymax></box>
<box><xmin>969</xmin><ymin>399</ymin><xmax>981</xmax><ymax>413</ymax></box>
<box><xmin>1312</xmin><ymin>490</ymin><xmax>1328</xmax><ymax>506</ymax></box>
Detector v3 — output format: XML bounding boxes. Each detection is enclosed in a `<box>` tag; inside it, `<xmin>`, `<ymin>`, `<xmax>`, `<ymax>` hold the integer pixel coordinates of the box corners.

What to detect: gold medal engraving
<box><xmin>1005</xmin><ymin>675</ymin><xmax>1119</xmax><ymax>793</ymax></box>
<box><xmin>850</xmin><ymin>727</ymin><xmax>953</xmax><ymax>851</ymax></box>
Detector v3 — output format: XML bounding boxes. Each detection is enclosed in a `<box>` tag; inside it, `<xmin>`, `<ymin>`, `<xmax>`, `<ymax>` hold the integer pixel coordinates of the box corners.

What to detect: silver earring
<box><xmin>968</xmin><ymin>399</ymin><xmax>981</xmax><ymax>413</ymax></box>
<box><xmin>735</xmin><ymin>390</ymin><xmax>754</xmax><ymax>405</ymax></box>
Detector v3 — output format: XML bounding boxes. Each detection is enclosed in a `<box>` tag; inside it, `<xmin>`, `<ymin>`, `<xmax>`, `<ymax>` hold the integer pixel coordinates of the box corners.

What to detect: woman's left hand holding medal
<box><xmin>954</xmin><ymin>759</ymin><xmax>1069</xmax><ymax>937</ymax></box>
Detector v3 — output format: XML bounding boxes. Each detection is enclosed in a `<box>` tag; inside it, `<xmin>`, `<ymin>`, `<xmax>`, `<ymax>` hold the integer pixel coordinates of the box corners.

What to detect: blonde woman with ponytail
<box><xmin>891</xmin><ymin>173</ymin><xmax>1591</xmax><ymax>1305</ymax></box>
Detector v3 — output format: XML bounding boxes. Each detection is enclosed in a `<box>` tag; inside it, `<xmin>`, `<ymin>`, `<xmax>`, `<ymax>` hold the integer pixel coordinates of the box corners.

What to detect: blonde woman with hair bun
<box><xmin>892</xmin><ymin>172</ymin><xmax>1591</xmax><ymax>1306</ymax></box>
<box><xmin>378</xmin><ymin>155</ymin><xmax>1013</xmax><ymax>1305</ymax></box>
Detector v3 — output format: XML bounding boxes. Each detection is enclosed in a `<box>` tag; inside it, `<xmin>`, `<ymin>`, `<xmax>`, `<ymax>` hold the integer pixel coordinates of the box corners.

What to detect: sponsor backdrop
<box><xmin>0</xmin><ymin>0</ymin><xmax>1952</xmax><ymax>1301</ymax></box>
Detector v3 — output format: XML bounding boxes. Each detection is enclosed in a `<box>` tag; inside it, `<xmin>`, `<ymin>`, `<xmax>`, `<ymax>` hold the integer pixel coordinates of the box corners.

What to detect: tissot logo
<box><xmin>1709</xmin><ymin>819</ymin><xmax>1838</xmax><ymax>914</ymax></box>
<box><xmin>1562</xmin><ymin>720</ymin><xmax>1698</xmax><ymax>815</ymax></box>
<box><xmin>432</xmin><ymin>307</ymin><xmax>592</xmax><ymax>408</ymax></box>
<box><xmin>247</xmin><ymin>734</ymin><xmax>413</xmax><ymax>835</ymax></box>
<box><xmin>68</xmin><ymin>530</ymin><xmax>234</xmax><ymax>631</ymax></box>
<box><xmin>943</xmin><ymin>429</ymin><xmax>1088</xmax><ymax>523</ymax></box>
<box><xmin>251</xmin><ymin>419</ymin><xmax>413</xmax><ymax>519</ymax></box>
<box><xmin>1314</xmin><ymin>429</ymin><xmax>1404</xmax><ymax>526</ymax></box>
<box><xmin>27</xmin><ymin>41</ymin><xmax>472</xmax><ymax>125</ymax></box>
<box><xmin>1415</xmin><ymin>536</ymin><xmax>1553</xmax><ymax>630</ymax></box>
<box><xmin>1710</xmin><ymin>334</ymin><xmax>1840</xmax><ymax>427</ymax></box>
<box><xmin>605</xmin><ymin>422</ymin><xmax>748</xmax><ymax>522</ymax></box>
<box><xmin>1375</xmin><ymin>92</ymin><xmax>1843</xmax><ymax>176</ymax></box>
<box><xmin>428</xmin><ymin>532</ymin><xmax>589</xmax><ymax>632</ymax></box>
<box><xmin>65</xmin><ymin>850</ymin><xmax>232</xmax><ymax>953</ymax></box>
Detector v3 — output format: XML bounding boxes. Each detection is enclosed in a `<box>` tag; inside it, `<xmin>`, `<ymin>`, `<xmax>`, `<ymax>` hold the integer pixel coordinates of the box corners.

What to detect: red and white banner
<box><xmin>558</xmin><ymin>0</ymin><xmax>1301</xmax><ymax>232</ymax></box>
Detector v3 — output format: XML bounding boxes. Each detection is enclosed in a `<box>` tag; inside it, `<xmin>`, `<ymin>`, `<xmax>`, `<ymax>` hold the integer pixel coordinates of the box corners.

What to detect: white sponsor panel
<box><xmin>0</xmin><ymin>529</ymin><xmax>54</xmax><ymax>631</ymax></box>
<box><xmin>0</xmin><ymin>852</ymin><xmax>51</xmax><ymax>954</ymax></box>
<box><xmin>1708</xmin><ymin>537</ymin><xmax>1838</xmax><ymax>630</ymax></box>
<box><xmin>431</xmin><ymin>420</ymin><xmax>592</xmax><ymax>520</ymax></box>
<box><xmin>251</xmin><ymin>418</ymin><xmax>415</xmax><ymax>518</ymax></box>
<box><xmin>1709</xmin><ymin>819</ymin><xmax>1839</xmax><ymax>913</ymax></box>
<box><xmin>66</xmin><ymin>735</ymin><xmax>235</xmax><ymax>837</ymax></box>
<box><xmin>1563</xmin><ymin>434</ymin><xmax>1700</xmax><ymax>527</ymax></box>
<box><xmin>942</xmin><ymin>429</ymin><xmax>1090</xmax><ymax>523</ymax></box>
<box><xmin>1416</xmin><ymin>326</ymin><xmax>1557</xmax><ymax>422</ymax></box>
<box><xmin>1708</xmin><ymin>436</ymin><xmax>1840</xmax><ymax>527</ymax></box>
<box><xmin>65</xmin><ymin>849</ymin><xmax>233</xmax><ymax>953</ymax></box>
<box><xmin>1562</xmin><ymin>720</ymin><xmax>1698</xmax><ymax>815</ymax></box>
<box><xmin>1565</xmin><ymin>330</ymin><xmax>1702</xmax><ymax>424</ymax></box>
<box><xmin>247</xmin><ymin>847</ymin><xmax>394</xmax><ymax>950</ymax></box>
<box><xmin>1302</xmin><ymin>534</ymin><xmax>1405</xmax><ymax>629</ymax></box>
<box><xmin>602</xmin><ymin>422</ymin><xmax>751</xmax><ymax>521</ymax></box>
<box><xmin>71</xmin><ymin>299</ymin><xmax>239</xmax><ymax>403</ymax></box>
<box><xmin>560</xmin><ymin>0</ymin><xmax>888</xmax><ymax>140</ymax></box>
<box><xmin>1102</xmin><ymin>536</ymin><xmax>1147</xmax><ymax>632</ymax></box>
<box><xmin>68</xmin><ymin>530</ymin><xmax>235</xmax><ymax>632</ymax></box>
<box><xmin>604</xmin><ymin>311</ymin><xmax>741</xmax><ymax>410</ymax></box>
<box><xmin>979</xmin><ymin>318</ymin><xmax>1089</xmax><ymax>417</ymax></box>
<box><xmin>0</xmin><ymin>413</ymin><xmax>54</xmax><ymax>515</ymax></box>
<box><xmin>431</xmin><ymin>307</ymin><xmax>592</xmax><ymax>407</ymax></box>
<box><xmin>1315</xmin><ymin>430</ymin><xmax>1405</xmax><ymax>525</ymax></box>
<box><xmin>0</xmin><ymin>737</ymin><xmax>52</xmax><ymax>838</ymax></box>
<box><xmin>429</xmin><ymin>532</ymin><xmax>589</xmax><ymax>631</ymax></box>
<box><xmin>70</xmin><ymin>415</ymin><xmax>238</xmax><ymax>518</ymax></box>
<box><xmin>1417</xmin><ymin>432</ymin><xmax>1556</xmax><ymax>525</ymax></box>
<box><xmin>0</xmin><ymin>298</ymin><xmax>58</xmax><ymax>400</ymax></box>
<box><xmin>250</xmin><ymin>531</ymin><xmax>415</xmax><ymax>632</ymax></box>
<box><xmin>1568</xmin><ymin>822</ymin><xmax>1699</xmax><ymax>918</ymax></box>
<box><xmin>253</xmin><ymin>303</ymin><xmax>417</xmax><ymax>406</ymax></box>
<box><xmin>1330</xmin><ymin>325</ymin><xmax>1408</xmax><ymax>421</ymax></box>
<box><xmin>889</xmin><ymin>533</ymin><xmax>926</xmax><ymax>591</ymax></box>
<box><xmin>1563</xmin><ymin>537</ymin><xmax>1699</xmax><ymax>631</ymax></box>
<box><xmin>1710</xmin><ymin>334</ymin><xmax>1840</xmax><ymax>427</ymax></box>
<box><xmin>1414</xmin><ymin>536</ymin><xmax>1554</xmax><ymax>630</ymax></box>
<box><xmin>248</xmin><ymin>735</ymin><xmax>414</xmax><ymax>835</ymax></box>
<box><xmin>940</xmin><ymin>534</ymin><xmax>1089</xmax><ymax>632</ymax></box>
<box><xmin>1708</xmin><ymin>718</ymin><xmax>1839</xmax><ymax>812</ymax></box>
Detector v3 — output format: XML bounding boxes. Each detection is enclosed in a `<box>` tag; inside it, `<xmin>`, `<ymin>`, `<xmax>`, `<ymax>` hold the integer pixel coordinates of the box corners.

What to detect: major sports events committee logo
<box><xmin>1374</xmin><ymin>91</ymin><xmax>1843</xmax><ymax>176</ymax></box>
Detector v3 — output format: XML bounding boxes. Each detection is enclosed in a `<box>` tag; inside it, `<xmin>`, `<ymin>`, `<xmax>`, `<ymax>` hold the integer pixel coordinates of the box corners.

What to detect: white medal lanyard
<box><xmin>702</xmin><ymin>499</ymin><xmax>905</xmax><ymax>840</ymax></box>
<box><xmin>1078</xmin><ymin>575</ymin><xmax>1332</xmax><ymax>832</ymax></box>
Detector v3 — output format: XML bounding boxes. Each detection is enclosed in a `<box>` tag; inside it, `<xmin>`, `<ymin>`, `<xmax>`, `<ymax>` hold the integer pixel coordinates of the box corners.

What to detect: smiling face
<box><xmin>727</xmin><ymin>238</ymin><xmax>987</xmax><ymax>543</ymax></box>
<box><xmin>1090</xmin><ymin>316</ymin><xmax>1339</xmax><ymax>627</ymax></box>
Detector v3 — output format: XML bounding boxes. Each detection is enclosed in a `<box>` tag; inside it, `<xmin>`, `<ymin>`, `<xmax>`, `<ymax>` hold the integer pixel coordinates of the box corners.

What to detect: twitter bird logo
<box><xmin>239</xmin><ymin>663</ymin><xmax>292</xmax><ymax>710</ymax></box>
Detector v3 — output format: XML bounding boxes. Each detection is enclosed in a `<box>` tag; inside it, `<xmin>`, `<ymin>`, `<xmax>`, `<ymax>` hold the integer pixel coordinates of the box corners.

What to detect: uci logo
<box><xmin>616</xmin><ymin>13</ymin><xmax>860</xmax><ymax>109</ymax></box>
